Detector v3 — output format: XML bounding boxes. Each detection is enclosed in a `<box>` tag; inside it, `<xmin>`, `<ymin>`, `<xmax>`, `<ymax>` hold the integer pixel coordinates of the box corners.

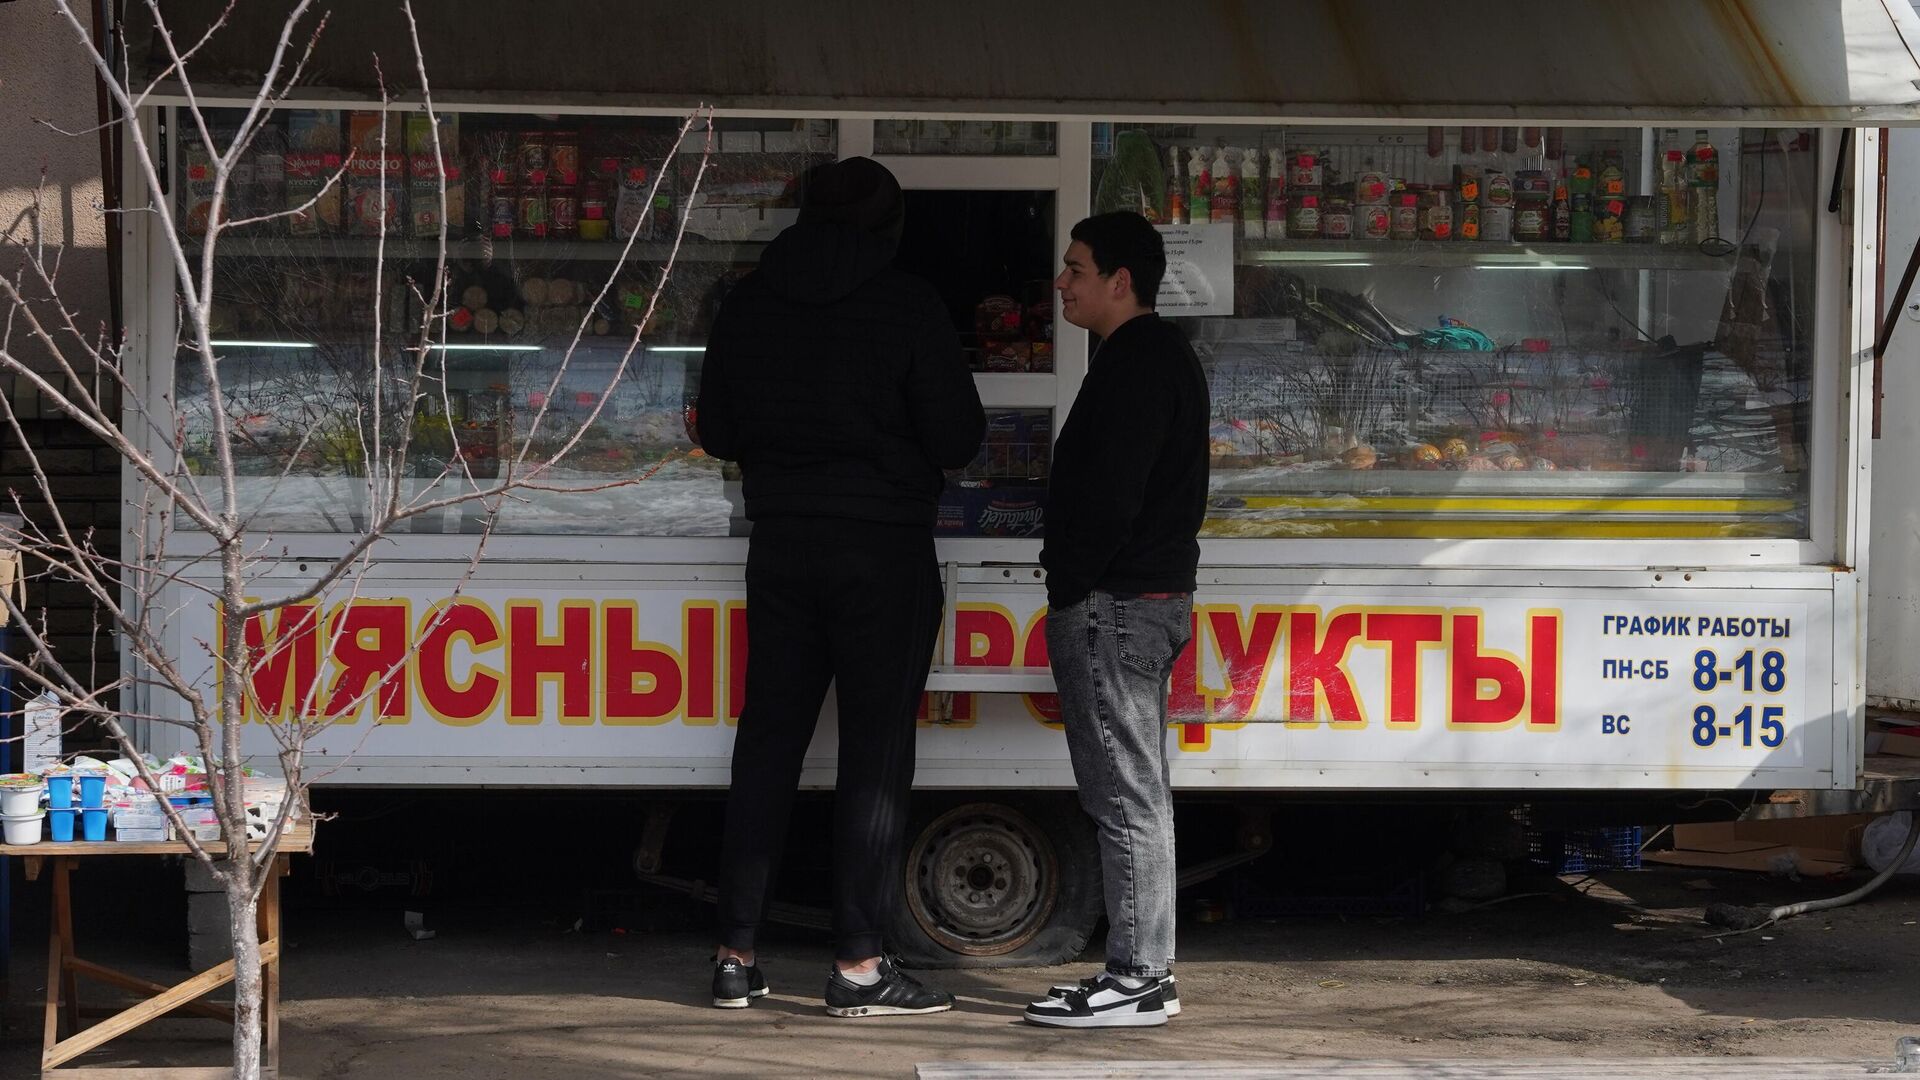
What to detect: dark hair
<box><xmin>1069</xmin><ymin>212</ymin><xmax>1165</xmax><ymax>308</ymax></box>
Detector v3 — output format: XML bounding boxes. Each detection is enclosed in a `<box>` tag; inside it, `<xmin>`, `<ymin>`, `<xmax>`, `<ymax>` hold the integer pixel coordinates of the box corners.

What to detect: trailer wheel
<box><xmin>888</xmin><ymin>798</ymin><xmax>1102</xmax><ymax>969</ymax></box>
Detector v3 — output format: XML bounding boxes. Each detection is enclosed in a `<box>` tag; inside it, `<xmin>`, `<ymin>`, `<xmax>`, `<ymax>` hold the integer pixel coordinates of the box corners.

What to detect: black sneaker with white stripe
<box><xmin>1046</xmin><ymin>971</ymin><xmax>1180</xmax><ymax>1017</ymax></box>
<box><xmin>823</xmin><ymin>957</ymin><xmax>954</xmax><ymax>1017</ymax></box>
<box><xmin>711</xmin><ymin>957</ymin><xmax>769</xmax><ymax>1008</ymax></box>
<box><xmin>1024</xmin><ymin>972</ymin><xmax>1168</xmax><ymax>1028</ymax></box>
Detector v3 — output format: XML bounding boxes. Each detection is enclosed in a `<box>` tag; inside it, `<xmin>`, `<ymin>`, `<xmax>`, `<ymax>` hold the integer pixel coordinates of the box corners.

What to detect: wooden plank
<box><xmin>42</xmin><ymin>910</ymin><xmax>63</xmax><ymax>1067</ymax></box>
<box><xmin>0</xmin><ymin>821</ymin><xmax>315</xmax><ymax>858</ymax></box>
<box><xmin>53</xmin><ymin>859</ymin><xmax>79</xmax><ymax>1037</ymax></box>
<box><xmin>42</xmin><ymin>941</ymin><xmax>280</xmax><ymax>1071</ymax></box>
<box><xmin>261</xmin><ymin>857</ymin><xmax>284</xmax><ymax>1073</ymax></box>
<box><xmin>66</xmin><ymin>957</ymin><xmax>235</xmax><ymax>1023</ymax></box>
<box><xmin>44</xmin><ymin>1060</ymin><xmax>255</xmax><ymax>1068</ymax></box>
<box><xmin>915</xmin><ymin>1062</ymin><xmax>1887</xmax><ymax>1080</ymax></box>
<box><xmin>24</xmin><ymin>853</ymin><xmax>43</xmax><ymax>880</ymax></box>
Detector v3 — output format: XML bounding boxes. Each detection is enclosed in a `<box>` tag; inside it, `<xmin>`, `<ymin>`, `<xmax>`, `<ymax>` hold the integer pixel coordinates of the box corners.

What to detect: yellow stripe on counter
<box><xmin>1201</xmin><ymin>518</ymin><xmax>1801</xmax><ymax>540</ymax></box>
<box><xmin>1218</xmin><ymin>495</ymin><xmax>1799</xmax><ymax>515</ymax></box>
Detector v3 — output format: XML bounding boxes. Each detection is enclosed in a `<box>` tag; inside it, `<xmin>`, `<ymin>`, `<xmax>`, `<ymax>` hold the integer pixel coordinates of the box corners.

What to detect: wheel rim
<box><xmin>904</xmin><ymin>802</ymin><xmax>1058</xmax><ymax>956</ymax></box>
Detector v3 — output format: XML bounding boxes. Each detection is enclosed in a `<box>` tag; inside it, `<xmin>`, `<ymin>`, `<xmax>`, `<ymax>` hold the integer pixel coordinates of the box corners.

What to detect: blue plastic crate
<box><xmin>1529</xmin><ymin>826</ymin><xmax>1643</xmax><ymax>874</ymax></box>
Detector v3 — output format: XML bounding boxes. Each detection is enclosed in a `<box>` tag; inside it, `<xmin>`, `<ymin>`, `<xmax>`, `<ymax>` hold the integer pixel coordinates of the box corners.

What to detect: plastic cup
<box><xmin>0</xmin><ymin>784</ymin><xmax>43</xmax><ymax>817</ymax></box>
<box><xmin>80</xmin><ymin>806</ymin><xmax>107</xmax><ymax>841</ymax></box>
<box><xmin>46</xmin><ymin>774</ymin><xmax>72</xmax><ymax>809</ymax></box>
<box><xmin>1</xmin><ymin>812</ymin><xmax>45</xmax><ymax>844</ymax></box>
<box><xmin>77</xmin><ymin>771</ymin><xmax>107</xmax><ymax>809</ymax></box>
<box><xmin>48</xmin><ymin>807</ymin><xmax>75</xmax><ymax>842</ymax></box>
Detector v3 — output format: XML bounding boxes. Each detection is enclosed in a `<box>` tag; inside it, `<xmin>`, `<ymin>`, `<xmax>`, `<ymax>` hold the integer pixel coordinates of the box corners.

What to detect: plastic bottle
<box><xmin>1189</xmin><ymin>147</ymin><xmax>1211</xmax><ymax>224</ymax></box>
<box><xmin>1689</xmin><ymin>129</ymin><xmax>1720</xmax><ymax>245</ymax></box>
<box><xmin>1659</xmin><ymin>131</ymin><xmax>1689</xmax><ymax>246</ymax></box>
<box><xmin>1241</xmin><ymin>150</ymin><xmax>1264</xmax><ymax>239</ymax></box>
<box><xmin>1265</xmin><ymin>147</ymin><xmax>1287</xmax><ymax>239</ymax></box>
<box><xmin>1166</xmin><ymin>145</ymin><xmax>1187</xmax><ymax>225</ymax></box>
<box><xmin>1211</xmin><ymin>147</ymin><xmax>1239</xmax><ymax>226</ymax></box>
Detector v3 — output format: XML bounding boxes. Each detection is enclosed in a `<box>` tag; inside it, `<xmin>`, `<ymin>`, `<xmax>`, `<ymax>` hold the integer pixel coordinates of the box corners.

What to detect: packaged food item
<box><xmin>1481</xmin><ymin>205</ymin><xmax>1512</xmax><ymax>243</ymax></box>
<box><xmin>1210</xmin><ymin>147</ymin><xmax>1238</xmax><ymax>225</ymax></box>
<box><xmin>1322</xmin><ymin>197</ymin><xmax>1352</xmax><ymax>240</ymax></box>
<box><xmin>1188</xmin><ymin>147</ymin><xmax>1211</xmax><ymax>224</ymax></box>
<box><xmin>549</xmin><ymin>186</ymin><xmax>578</xmax><ymax>238</ymax></box>
<box><xmin>1625</xmin><ymin>195</ymin><xmax>1657</xmax><ymax>242</ymax></box>
<box><xmin>1289</xmin><ymin>194</ymin><xmax>1321</xmax><ymax>239</ymax></box>
<box><xmin>1453</xmin><ymin>164</ymin><xmax>1482</xmax><ymax>206</ymax></box>
<box><xmin>981</xmin><ymin>341</ymin><xmax>1022</xmax><ymax>373</ymax></box>
<box><xmin>519</xmin><ymin>132</ymin><xmax>549</xmax><ymax>186</ymax></box>
<box><xmin>1361</xmin><ymin>203</ymin><xmax>1391</xmax><ymax>241</ymax></box>
<box><xmin>518</xmin><ymin>188</ymin><xmax>549</xmax><ymax>238</ymax></box>
<box><xmin>1551</xmin><ymin>176</ymin><xmax>1572</xmax><ymax>241</ymax></box>
<box><xmin>346</xmin><ymin>112</ymin><xmax>403</xmax><ymax>236</ymax></box>
<box><xmin>1288</xmin><ymin>151</ymin><xmax>1322</xmax><ymax>190</ymax></box>
<box><xmin>1390</xmin><ymin>192</ymin><xmax>1419</xmax><ymax>241</ymax></box>
<box><xmin>1660</xmin><ymin>142</ymin><xmax>1691</xmax><ymax>245</ymax></box>
<box><xmin>1264</xmin><ymin>147</ymin><xmax>1286</xmax><ymax>238</ymax></box>
<box><xmin>579</xmin><ymin>179</ymin><xmax>611</xmax><ymax>241</ymax></box>
<box><xmin>548</xmin><ymin>132</ymin><xmax>580</xmax><ymax>185</ymax></box>
<box><xmin>284</xmin><ymin>110</ymin><xmax>343</xmax><ymax>236</ymax></box>
<box><xmin>1593</xmin><ymin>195</ymin><xmax>1626</xmax><ymax>243</ymax></box>
<box><xmin>974</xmin><ymin>295</ymin><xmax>1024</xmax><ymax>338</ymax></box>
<box><xmin>1353</xmin><ymin>169</ymin><xmax>1389</xmax><ymax>206</ymax></box>
<box><xmin>1027</xmin><ymin>341</ymin><xmax>1054</xmax><ymax>374</ymax></box>
<box><xmin>1457</xmin><ymin>201</ymin><xmax>1480</xmax><ymax>241</ymax></box>
<box><xmin>1597</xmin><ymin>150</ymin><xmax>1626</xmax><ymax>200</ymax></box>
<box><xmin>1165</xmin><ymin>146</ymin><xmax>1187</xmax><ymax>225</ymax></box>
<box><xmin>1483</xmin><ymin>170</ymin><xmax>1513</xmax><ymax>207</ymax></box>
<box><xmin>249</xmin><ymin>126</ymin><xmax>286</xmax><ymax>235</ymax></box>
<box><xmin>406</xmin><ymin>113</ymin><xmax>462</xmax><ymax>239</ymax></box>
<box><xmin>1569</xmin><ymin>193</ymin><xmax>1594</xmax><ymax>243</ymax></box>
<box><xmin>488</xmin><ymin>180</ymin><xmax>516</xmax><ymax>239</ymax></box>
<box><xmin>1240</xmin><ymin>151</ymin><xmax>1263</xmax><ymax>239</ymax></box>
<box><xmin>180</xmin><ymin>136</ymin><xmax>218</xmax><ymax>236</ymax></box>
<box><xmin>615</xmin><ymin>163</ymin><xmax>654</xmax><ymax>241</ymax></box>
<box><xmin>1418</xmin><ymin>191</ymin><xmax>1452</xmax><ymax>241</ymax></box>
<box><xmin>1689</xmin><ymin>129</ymin><xmax>1720</xmax><ymax>245</ymax></box>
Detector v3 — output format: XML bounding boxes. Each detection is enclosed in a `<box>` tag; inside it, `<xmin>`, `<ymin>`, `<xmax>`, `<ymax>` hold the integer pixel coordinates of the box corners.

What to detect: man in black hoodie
<box><xmin>1022</xmin><ymin>212</ymin><xmax>1208</xmax><ymax>1029</ymax></box>
<box><xmin>695</xmin><ymin>157</ymin><xmax>984</xmax><ymax>1017</ymax></box>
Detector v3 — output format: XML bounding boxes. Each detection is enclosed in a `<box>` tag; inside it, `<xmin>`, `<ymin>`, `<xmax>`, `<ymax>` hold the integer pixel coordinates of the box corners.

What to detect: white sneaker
<box><xmin>1023</xmin><ymin>973</ymin><xmax>1168</xmax><ymax>1028</ymax></box>
<box><xmin>1047</xmin><ymin>972</ymin><xmax>1180</xmax><ymax>1017</ymax></box>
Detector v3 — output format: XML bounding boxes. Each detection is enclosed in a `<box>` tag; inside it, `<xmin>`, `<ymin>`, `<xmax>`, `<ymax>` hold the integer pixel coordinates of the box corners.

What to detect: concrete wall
<box><xmin>0</xmin><ymin>3</ymin><xmax>120</xmax><ymax>721</ymax></box>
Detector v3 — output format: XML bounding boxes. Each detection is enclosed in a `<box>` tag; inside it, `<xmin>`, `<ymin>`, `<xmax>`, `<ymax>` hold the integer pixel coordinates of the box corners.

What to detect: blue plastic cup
<box><xmin>48</xmin><ymin>807</ymin><xmax>75</xmax><ymax>842</ymax></box>
<box><xmin>46</xmin><ymin>775</ymin><xmax>72</xmax><ymax>809</ymax></box>
<box><xmin>79</xmin><ymin>806</ymin><xmax>106</xmax><ymax>841</ymax></box>
<box><xmin>77</xmin><ymin>771</ymin><xmax>106</xmax><ymax>809</ymax></box>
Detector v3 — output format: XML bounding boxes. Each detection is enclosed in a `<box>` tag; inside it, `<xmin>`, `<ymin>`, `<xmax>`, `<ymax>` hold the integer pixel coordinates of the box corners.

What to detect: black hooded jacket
<box><xmin>695</xmin><ymin>221</ymin><xmax>985</xmax><ymax>527</ymax></box>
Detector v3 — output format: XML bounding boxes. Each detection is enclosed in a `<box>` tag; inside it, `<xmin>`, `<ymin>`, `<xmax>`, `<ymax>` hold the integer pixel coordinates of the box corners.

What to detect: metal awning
<box><xmin>132</xmin><ymin>0</ymin><xmax>1920</xmax><ymax>124</ymax></box>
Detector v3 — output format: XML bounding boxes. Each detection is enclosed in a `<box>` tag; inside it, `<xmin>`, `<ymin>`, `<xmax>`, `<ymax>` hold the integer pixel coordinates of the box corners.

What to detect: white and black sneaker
<box><xmin>1024</xmin><ymin>972</ymin><xmax>1168</xmax><ymax>1028</ymax></box>
<box><xmin>823</xmin><ymin>956</ymin><xmax>954</xmax><ymax>1017</ymax></box>
<box><xmin>711</xmin><ymin>957</ymin><xmax>769</xmax><ymax>1008</ymax></box>
<box><xmin>1047</xmin><ymin>971</ymin><xmax>1180</xmax><ymax>1017</ymax></box>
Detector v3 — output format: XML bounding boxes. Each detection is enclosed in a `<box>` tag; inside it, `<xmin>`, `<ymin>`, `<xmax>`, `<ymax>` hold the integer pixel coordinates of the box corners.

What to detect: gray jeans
<box><xmin>1047</xmin><ymin>589</ymin><xmax>1193</xmax><ymax>979</ymax></box>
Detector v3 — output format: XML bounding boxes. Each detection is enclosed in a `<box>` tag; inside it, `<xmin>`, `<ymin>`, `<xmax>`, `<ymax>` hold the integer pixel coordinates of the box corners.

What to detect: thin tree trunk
<box><xmin>227</xmin><ymin>873</ymin><xmax>264</xmax><ymax>1080</ymax></box>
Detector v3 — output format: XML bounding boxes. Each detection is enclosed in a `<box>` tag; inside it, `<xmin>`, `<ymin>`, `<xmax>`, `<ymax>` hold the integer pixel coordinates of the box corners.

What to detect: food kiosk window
<box><xmin>1091</xmin><ymin>123</ymin><xmax>1816</xmax><ymax>540</ymax></box>
<box><xmin>173</xmin><ymin>109</ymin><xmax>836</xmax><ymax>535</ymax></box>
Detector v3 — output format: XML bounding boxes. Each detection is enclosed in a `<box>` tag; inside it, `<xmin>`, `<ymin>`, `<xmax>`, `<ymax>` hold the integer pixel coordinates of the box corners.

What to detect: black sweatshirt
<box><xmin>1041</xmin><ymin>313</ymin><xmax>1209</xmax><ymax>610</ymax></box>
<box><xmin>696</xmin><ymin>221</ymin><xmax>985</xmax><ymax>527</ymax></box>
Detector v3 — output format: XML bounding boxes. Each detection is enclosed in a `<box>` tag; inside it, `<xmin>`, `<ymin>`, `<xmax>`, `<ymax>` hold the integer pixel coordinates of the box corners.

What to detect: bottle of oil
<box><xmin>1688</xmin><ymin>130</ymin><xmax>1720</xmax><ymax>245</ymax></box>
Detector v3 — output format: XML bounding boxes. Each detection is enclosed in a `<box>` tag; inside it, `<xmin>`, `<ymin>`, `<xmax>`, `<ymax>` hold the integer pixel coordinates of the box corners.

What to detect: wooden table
<box><xmin>0</xmin><ymin>821</ymin><xmax>314</xmax><ymax>1079</ymax></box>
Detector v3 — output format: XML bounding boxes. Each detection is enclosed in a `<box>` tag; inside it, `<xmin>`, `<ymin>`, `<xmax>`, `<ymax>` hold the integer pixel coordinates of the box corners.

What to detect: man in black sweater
<box><xmin>695</xmin><ymin>157</ymin><xmax>984</xmax><ymax>1017</ymax></box>
<box><xmin>1023</xmin><ymin>212</ymin><xmax>1208</xmax><ymax>1029</ymax></box>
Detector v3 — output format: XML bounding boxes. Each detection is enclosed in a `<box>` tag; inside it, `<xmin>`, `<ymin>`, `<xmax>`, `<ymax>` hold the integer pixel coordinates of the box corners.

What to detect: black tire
<box><xmin>886</xmin><ymin>796</ymin><xmax>1104</xmax><ymax>969</ymax></box>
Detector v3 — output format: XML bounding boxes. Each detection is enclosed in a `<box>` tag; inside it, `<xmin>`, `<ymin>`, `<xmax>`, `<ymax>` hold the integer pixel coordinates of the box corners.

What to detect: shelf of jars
<box><xmin>1234</xmin><ymin>239</ymin><xmax>1731</xmax><ymax>272</ymax></box>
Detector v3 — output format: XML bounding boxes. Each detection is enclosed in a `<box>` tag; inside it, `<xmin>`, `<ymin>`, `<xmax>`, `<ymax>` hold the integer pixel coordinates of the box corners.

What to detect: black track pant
<box><xmin>715</xmin><ymin>517</ymin><xmax>942</xmax><ymax>962</ymax></box>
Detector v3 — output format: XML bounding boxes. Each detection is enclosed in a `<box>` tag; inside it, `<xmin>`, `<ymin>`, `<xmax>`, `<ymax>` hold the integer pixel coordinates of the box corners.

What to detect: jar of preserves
<box><xmin>518</xmin><ymin>188</ymin><xmax>549</xmax><ymax>238</ymax></box>
<box><xmin>1322</xmin><ymin>196</ymin><xmax>1353</xmax><ymax>240</ymax></box>
<box><xmin>548</xmin><ymin>132</ymin><xmax>581</xmax><ymax>185</ymax></box>
<box><xmin>1481</xmin><ymin>205</ymin><xmax>1513</xmax><ymax>243</ymax></box>
<box><xmin>549</xmin><ymin>186</ymin><xmax>578</xmax><ymax>238</ymax></box>
<box><xmin>1390</xmin><ymin>192</ymin><xmax>1420</xmax><ymax>241</ymax></box>
<box><xmin>1361</xmin><ymin>202</ymin><xmax>1392</xmax><ymax>241</ymax></box>
<box><xmin>1418</xmin><ymin>191</ymin><xmax>1453</xmax><ymax>241</ymax></box>
<box><xmin>1289</xmin><ymin>152</ymin><xmax>1323</xmax><ymax>190</ymax></box>
<box><xmin>1289</xmin><ymin>193</ymin><xmax>1322</xmax><ymax>239</ymax></box>
<box><xmin>1483</xmin><ymin>171</ymin><xmax>1514</xmax><ymax>208</ymax></box>
<box><xmin>518</xmin><ymin>133</ymin><xmax>549</xmax><ymax>187</ymax></box>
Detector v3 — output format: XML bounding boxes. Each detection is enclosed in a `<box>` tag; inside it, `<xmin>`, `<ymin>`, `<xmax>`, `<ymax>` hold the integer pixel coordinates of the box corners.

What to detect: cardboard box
<box><xmin>1643</xmin><ymin>814</ymin><xmax>1876</xmax><ymax>875</ymax></box>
